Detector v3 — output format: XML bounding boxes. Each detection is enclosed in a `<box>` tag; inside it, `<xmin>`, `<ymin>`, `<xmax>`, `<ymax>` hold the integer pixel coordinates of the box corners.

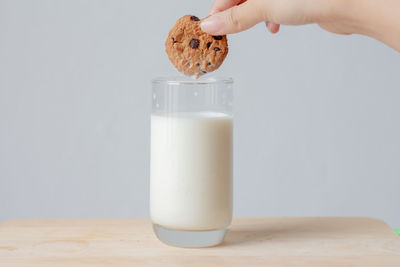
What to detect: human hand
<box><xmin>200</xmin><ymin>0</ymin><xmax>366</xmax><ymax>36</ymax></box>
<box><xmin>200</xmin><ymin>0</ymin><xmax>400</xmax><ymax>51</ymax></box>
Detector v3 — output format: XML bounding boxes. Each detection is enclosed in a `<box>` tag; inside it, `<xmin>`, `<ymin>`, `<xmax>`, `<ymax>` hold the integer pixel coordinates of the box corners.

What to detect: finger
<box><xmin>209</xmin><ymin>0</ymin><xmax>245</xmax><ymax>15</ymax></box>
<box><xmin>201</xmin><ymin>0</ymin><xmax>265</xmax><ymax>35</ymax></box>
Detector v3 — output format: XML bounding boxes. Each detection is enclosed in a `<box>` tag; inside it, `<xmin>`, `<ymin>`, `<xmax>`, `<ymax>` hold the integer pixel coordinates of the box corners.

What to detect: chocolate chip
<box><xmin>190</xmin><ymin>39</ymin><xmax>200</xmax><ymax>49</ymax></box>
<box><xmin>213</xmin><ymin>36</ymin><xmax>223</xmax><ymax>40</ymax></box>
<box><xmin>172</xmin><ymin>37</ymin><xmax>177</xmax><ymax>43</ymax></box>
<box><xmin>196</xmin><ymin>63</ymin><xmax>200</xmax><ymax>66</ymax></box>
<box><xmin>214</xmin><ymin>47</ymin><xmax>221</xmax><ymax>51</ymax></box>
<box><xmin>191</xmin><ymin>16</ymin><xmax>200</xmax><ymax>21</ymax></box>
<box><xmin>207</xmin><ymin>42</ymin><xmax>212</xmax><ymax>49</ymax></box>
<box><xmin>201</xmin><ymin>70</ymin><xmax>207</xmax><ymax>74</ymax></box>
<box><xmin>208</xmin><ymin>62</ymin><xmax>212</xmax><ymax>66</ymax></box>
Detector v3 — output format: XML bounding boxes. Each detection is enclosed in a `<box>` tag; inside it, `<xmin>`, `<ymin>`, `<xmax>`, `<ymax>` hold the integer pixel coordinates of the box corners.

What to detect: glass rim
<box><xmin>152</xmin><ymin>76</ymin><xmax>233</xmax><ymax>85</ymax></box>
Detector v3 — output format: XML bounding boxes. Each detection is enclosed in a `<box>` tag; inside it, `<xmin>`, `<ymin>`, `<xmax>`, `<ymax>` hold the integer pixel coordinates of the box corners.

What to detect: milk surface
<box><xmin>150</xmin><ymin>112</ymin><xmax>233</xmax><ymax>231</ymax></box>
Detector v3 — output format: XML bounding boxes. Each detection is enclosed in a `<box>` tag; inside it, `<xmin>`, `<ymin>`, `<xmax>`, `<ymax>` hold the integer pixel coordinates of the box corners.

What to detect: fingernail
<box><xmin>270</xmin><ymin>23</ymin><xmax>280</xmax><ymax>34</ymax></box>
<box><xmin>200</xmin><ymin>15</ymin><xmax>222</xmax><ymax>33</ymax></box>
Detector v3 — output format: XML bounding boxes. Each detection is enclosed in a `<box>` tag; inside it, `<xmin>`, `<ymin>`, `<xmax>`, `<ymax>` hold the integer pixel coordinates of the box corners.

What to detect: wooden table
<box><xmin>1</xmin><ymin>217</ymin><xmax>399</xmax><ymax>266</ymax></box>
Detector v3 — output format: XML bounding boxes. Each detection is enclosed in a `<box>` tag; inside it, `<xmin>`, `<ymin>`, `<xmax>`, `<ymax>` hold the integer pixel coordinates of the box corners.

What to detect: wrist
<box><xmin>343</xmin><ymin>0</ymin><xmax>400</xmax><ymax>51</ymax></box>
<box><xmin>311</xmin><ymin>0</ymin><xmax>400</xmax><ymax>51</ymax></box>
<box><xmin>311</xmin><ymin>0</ymin><xmax>374</xmax><ymax>35</ymax></box>
<box><xmin>340</xmin><ymin>0</ymin><xmax>377</xmax><ymax>36</ymax></box>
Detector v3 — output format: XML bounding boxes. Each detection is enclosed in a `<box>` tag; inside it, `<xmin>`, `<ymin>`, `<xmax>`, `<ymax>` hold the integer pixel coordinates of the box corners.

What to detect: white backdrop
<box><xmin>1</xmin><ymin>0</ymin><xmax>399</xmax><ymax>227</ymax></box>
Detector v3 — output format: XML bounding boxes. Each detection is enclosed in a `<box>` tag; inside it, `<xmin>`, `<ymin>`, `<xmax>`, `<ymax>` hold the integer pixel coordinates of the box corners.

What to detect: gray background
<box><xmin>1</xmin><ymin>0</ymin><xmax>399</xmax><ymax>227</ymax></box>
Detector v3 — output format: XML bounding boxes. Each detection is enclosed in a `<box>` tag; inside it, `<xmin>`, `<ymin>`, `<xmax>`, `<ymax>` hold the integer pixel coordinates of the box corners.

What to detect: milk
<box><xmin>150</xmin><ymin>112</ymin><xmax>233</xmax><ymax>231</ymax></box>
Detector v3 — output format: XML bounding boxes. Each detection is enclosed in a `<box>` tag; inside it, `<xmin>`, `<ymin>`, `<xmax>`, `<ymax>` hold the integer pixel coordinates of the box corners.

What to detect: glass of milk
<box><xmin>150</xmin><ymin>77</ymin><xmax>233</xmax><ymax>247</ymax></box>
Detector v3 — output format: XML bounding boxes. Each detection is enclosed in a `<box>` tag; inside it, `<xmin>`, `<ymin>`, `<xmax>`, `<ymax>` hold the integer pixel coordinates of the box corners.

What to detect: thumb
<box><xmin>201</xmin><ymin>0</ymin><xmax>265</xmax><ymax>35</ymax></box>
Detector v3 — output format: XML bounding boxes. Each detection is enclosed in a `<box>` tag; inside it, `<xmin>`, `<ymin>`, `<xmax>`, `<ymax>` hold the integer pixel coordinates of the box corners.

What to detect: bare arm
<box><xmin>200</xmin><ymin>0</ymin><xmax>400</xmax><ymax>52</ymax></box>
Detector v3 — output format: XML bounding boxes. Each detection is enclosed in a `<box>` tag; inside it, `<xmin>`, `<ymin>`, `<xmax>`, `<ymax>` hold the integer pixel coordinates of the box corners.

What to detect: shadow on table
<box><xmin>221</xmin><ymin>217</ymin><xmax>365</xmax><ymax>247</ymax></box>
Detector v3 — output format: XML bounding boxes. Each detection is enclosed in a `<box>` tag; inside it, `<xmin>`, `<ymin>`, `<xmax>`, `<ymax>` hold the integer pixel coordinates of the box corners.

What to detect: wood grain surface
<box><xmin>1</xmin><ymin>217</ymin><xmax>399</xmax><ymax>266</ymax></box>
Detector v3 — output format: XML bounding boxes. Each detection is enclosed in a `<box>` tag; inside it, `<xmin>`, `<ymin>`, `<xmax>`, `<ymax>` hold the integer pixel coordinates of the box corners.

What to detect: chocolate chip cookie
<box><xmin>165</xmin><ymin>15</ymin><xmax>228</xmax><ymax>78</ymax></box>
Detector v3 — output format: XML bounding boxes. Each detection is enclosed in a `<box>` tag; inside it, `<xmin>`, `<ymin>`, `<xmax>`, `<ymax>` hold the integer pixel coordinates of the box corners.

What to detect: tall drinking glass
<box><xmin>150</xmin><ymin>77</ymin><xmax>233</xmax><ymax>247</ymax></box>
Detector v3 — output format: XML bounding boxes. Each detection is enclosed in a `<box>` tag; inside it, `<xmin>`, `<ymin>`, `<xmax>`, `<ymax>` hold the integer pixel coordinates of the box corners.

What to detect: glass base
<box><xmin>153</xmin><ymin>224</ymin><xmax>228</xmax><ymax>248</ymax></box>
